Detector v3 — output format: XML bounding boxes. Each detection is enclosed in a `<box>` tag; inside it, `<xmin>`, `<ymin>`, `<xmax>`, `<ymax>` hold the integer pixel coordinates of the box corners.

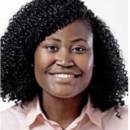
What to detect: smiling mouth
<box><xmin>49</xmin><ymin>73</ymin><xmax>81</xmax><ymax>78</ymax></box>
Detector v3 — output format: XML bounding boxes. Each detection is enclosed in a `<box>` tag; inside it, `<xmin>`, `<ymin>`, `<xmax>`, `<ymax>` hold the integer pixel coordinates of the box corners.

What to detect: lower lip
<box><xmin>50</xmin><ymin>75</ymin><xmax>79</xmax><ymax>84</ymax></box>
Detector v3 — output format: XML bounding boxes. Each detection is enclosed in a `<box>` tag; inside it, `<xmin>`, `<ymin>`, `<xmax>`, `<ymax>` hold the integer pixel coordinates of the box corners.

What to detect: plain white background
<box><xmin>0</xmin><ymin>0</ymin><xmax>129</xmax><ymax>112</ymax></box>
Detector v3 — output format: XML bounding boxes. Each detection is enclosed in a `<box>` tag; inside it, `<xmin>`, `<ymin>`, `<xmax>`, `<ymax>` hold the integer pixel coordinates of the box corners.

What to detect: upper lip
<box><xmin>49</xmin><ymin>70</ymin><xmax>81</xmax><ymax>76</ymax></box>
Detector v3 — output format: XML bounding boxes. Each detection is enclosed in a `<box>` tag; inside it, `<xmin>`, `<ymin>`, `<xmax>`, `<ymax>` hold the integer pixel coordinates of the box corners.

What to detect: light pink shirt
<box><xmin>0</xmin><ymin>95</ymin><xmax>128</xmax><ymax>130</ymax></box>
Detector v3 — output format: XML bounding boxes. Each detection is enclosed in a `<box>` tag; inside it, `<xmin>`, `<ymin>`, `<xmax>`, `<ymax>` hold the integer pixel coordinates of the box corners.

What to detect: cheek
<box><xmin>34</xmin><ymin>49</ymin><xmax>55</xmax><ymax>88</ymax></box>
<box><xmin>34</xmin><ymin>48</ymin><xmax>55</xmax><ymax>83</ymax></box>
<box><xmin>74</xmin><ymin>52</ymin><xmax>93</xmax><ymax>72</ymax></box>
<box><xmin>35</xmin><ymin>49</ymin><xmax>54</xmax><ymax>69</ymax></box>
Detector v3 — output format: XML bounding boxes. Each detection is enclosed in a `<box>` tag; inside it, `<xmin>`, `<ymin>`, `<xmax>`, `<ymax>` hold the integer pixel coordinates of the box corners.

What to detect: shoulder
<box><xmin>1</xmin><ymin>102</ymin><xmax>30</xmax><ymax>117</ymax></box>
<box><xmin>0</xmin><ymin>103</ymin><xmax>30</xmax><ymax>130</ymax></box>
<box><xmin>102</xmin><ymin>105</ymin><xmax>128</xmax><ymax>130</ymax></box>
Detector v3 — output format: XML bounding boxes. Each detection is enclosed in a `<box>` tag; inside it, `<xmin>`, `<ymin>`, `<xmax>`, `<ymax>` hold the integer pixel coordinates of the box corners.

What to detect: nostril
<box><xmin>56</xmin><ymin>60</ymin><xmax>74</xmax><ymax>68</ymax></box>
<box><xmin>55</xmin><ymin>49</ymin><xmax>74</xmax><ymax>67</ymax></box>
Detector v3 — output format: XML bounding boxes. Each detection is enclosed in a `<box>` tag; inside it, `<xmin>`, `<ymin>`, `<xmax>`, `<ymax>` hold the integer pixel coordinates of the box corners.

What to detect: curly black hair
<box><xmin>0</xmin><ymin>0</ymin><xmax>128</xmax><ymax>117</ymax></box>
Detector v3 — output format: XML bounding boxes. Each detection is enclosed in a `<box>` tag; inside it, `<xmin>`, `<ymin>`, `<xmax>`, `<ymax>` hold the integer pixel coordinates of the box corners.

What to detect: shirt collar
<box><xmin>26</xmin><ymin>95</ymin><xmax>44</xmax><ymax>126</ymax></box>
<box><xmin>26</xmin><ymin>94</ymin><xmax>102</xmax><ymax>128</ymax></box>
<box><xmin>84</xmin><ymin>95</ymin><xmax>102</xmax><ymax>128</ymax></box>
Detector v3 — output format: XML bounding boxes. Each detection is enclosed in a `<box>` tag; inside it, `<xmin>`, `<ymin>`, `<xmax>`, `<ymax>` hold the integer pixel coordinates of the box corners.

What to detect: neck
<box><xmin>39</xmin><ymin>90</ymin><xmax>88</xmax><ymax>129</ymax></box>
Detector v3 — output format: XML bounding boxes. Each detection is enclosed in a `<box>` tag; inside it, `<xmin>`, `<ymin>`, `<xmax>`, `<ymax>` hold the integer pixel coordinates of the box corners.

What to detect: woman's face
<box><xmin>35</xmin><ymin>19</ymin><xmax>93</xmax><ymax>98</ymax></box>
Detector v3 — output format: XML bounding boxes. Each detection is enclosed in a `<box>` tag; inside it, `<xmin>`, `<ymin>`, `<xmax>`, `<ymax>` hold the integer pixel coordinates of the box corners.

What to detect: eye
<box><xmin>45</xmin><ymin>46</ymin><xmax>58</xmax><ymax>52</ymax></box>
<box><xmin>72</xmin><ymin>47</ymin><xmax>86</xmax><ymax>53</ymax></box>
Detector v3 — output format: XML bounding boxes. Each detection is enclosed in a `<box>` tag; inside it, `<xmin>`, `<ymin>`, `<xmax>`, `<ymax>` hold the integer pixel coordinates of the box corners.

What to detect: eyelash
<box><xmin>45</xmin><ymin>46</ymin><xmax>58</xmax><ymax>52</ymax></box>
<box><xmin>72</xmin><ymin>47</ymin><xmax>86</xmax><ymax>52</ymax></box>
<box><xmin>45</xmin><ymin>46</ymin><xmax>87</xmax><ymax>53</ymax></box>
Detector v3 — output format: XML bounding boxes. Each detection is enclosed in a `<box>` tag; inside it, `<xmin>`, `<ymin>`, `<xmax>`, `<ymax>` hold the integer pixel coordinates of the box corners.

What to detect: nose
<box><xmin>56</xmin><ymin>49</ymin><xmax>74</xmax><ymax>68</ymax></box>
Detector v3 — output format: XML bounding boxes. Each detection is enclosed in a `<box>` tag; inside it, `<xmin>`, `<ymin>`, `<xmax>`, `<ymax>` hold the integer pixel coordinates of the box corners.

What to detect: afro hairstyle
<box><xmin>0</xmin><ymin>0</ymin><xmax>128</xmax><ymax>117</ymax></box>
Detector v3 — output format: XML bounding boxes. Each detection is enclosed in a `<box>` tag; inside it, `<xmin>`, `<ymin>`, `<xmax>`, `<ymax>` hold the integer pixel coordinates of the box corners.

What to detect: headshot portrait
<box><xmin>0</xmin><ymin>0</ymin><xmax>128</xmax><ymax>130</ymax></box>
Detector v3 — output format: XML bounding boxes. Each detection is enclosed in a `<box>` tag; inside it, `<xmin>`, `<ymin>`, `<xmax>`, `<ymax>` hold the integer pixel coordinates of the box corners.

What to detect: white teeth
<box><xmin>54</xmin><ymin>74</ymin><xmax>75</xmax><ymax>78</ymax></box>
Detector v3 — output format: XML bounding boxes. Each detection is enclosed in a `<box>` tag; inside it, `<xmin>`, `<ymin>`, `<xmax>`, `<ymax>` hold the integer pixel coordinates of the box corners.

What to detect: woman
<box><xmin>0</xmin><ymin>0</ymin><xmax>128</xmax><ymax>130</ymax></box>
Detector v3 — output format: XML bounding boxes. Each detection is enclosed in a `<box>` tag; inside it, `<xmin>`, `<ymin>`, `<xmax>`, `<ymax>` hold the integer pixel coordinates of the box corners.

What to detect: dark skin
<box><xmin>35</xmin><ymin>19</ymin><xmax>93</xmax><ymax>129</ymax></box>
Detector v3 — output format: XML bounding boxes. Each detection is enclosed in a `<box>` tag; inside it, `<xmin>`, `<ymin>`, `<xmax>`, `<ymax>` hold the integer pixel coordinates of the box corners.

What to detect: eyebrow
<box><xmin>46</xmin><ymin>37</ymin><xmax>87</xmax><ymax>43</ymax></box>
<box><xmin>46</xmin><ymin>37</ymin><xmax>61</xmax><ymax>42</ymax></box>
<box><xmin>71</xmin><ymin>38</ymin><xmax>87</xmax><ymax>43</ymax></box>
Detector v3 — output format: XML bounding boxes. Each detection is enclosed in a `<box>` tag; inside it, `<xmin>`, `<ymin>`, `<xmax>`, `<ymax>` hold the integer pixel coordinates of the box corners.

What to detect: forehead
<box><xmin>47</xmin><ymin>19</ymin><xmax>92</xmax><ymax>39</ymax></box>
